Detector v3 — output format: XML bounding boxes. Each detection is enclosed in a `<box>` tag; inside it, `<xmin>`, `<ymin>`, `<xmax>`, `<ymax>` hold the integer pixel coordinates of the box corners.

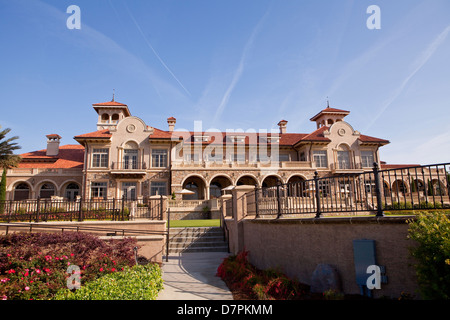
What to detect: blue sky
<box><xmin>1</xmin><ymin>0</ymin><xmax>449</xmax><ymax>165</ymax></box>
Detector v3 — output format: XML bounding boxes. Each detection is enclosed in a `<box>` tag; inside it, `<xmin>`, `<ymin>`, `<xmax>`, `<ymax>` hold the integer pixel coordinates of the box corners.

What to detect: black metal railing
<box><xmin>247</xmin><ymin>162</ymin><xmax>450</xmax><ymax>218</ymax></box>
<box><xmin>0</xmin><ymin>197</ymin><xmax>133</xmax><ymax>223</ymax></box>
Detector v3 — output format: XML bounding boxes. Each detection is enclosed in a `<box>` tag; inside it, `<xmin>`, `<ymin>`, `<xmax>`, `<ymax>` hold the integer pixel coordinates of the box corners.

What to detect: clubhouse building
<box><xmin>5</xmin><ymin>99</ymin><xmax>392</xmax><ymax>201</ymax></box>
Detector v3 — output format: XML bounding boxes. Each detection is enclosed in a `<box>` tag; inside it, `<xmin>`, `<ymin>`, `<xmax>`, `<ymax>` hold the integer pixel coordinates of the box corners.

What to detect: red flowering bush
<box><xmin>217</xmin><ymin>250</ymin><xmax>308</xmax><ymax>300</ymax></box>
<box><xmin>0</xmin><ymin>232</ymin><xmax>137</xmax><ymax>300</ymax></box>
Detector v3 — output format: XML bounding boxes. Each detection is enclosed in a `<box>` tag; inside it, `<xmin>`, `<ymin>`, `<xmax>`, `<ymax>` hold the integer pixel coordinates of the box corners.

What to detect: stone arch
<box><xmin>431</xmin><ymin>179</ymin><xmax>446</xmax><ymax>196</ymax></box>
<box><xmin>262</xmin><ymin>175</ymin><xmax>283</xmax><ymax>188</ymax></box>
<box><xmin>286</xmin><ymin>175</ymin><xmax>308</xmax><ymax>197</ymax></box>
<box><xmin>392</xmin><ymin>180</ymin><xmax>408</xmax><ymax>195</ymax></box>
<box><xmin>236</xmin><ymin>174</ymin><xmax>259</xmax><ymax>187</ymax></box>
<box><xmin>101</xmin><ymin>113</ymin><xmax>109</xmax><ymax>123</ymax></box>
<box><xmin>38</xmin><ymin>181</ymin><xmax>58</xmax><ymax>199</ymax></box>
<box><xmin>12</xmin><ymin>181</ymin><xmax>32</xmax><ymax>201</ymax></box>
<box><xmin>209</xmin><ymin>174</ymin><xmax>233</xmax><ymax>199</ymax></box>
<box><xmin>61</xmin><ymin>181</ymin><xmax>81</xmax><ymax>200</ymax></box>
<box><xmin>182</xmin><ymin>174</ymin><xmax>208</xmax><ymax>200</ymax></box>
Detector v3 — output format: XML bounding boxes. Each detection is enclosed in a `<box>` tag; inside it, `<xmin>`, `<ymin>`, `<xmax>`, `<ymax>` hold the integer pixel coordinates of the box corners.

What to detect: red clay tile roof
<box><xmin>380</xmin><ymin>163</ymin><xmax>421</xmax><ymax>169</ymax></box>
<box><xmin>18</xmin><ymin>145</ymin><xmax>84</xmax><ymax>169</ymax></box>
<box><xmin>149</xmin><ymin>128</ymin><xmax>175</xmax><ymax>140</ymax></box>
<box><xmin>92</xmin><ymin>101</ymin><xmax>128</xmax><ymax>106</ymax></box>
<box><xmin>310</xmin><ymin>107</ymin><xmax>350</xmax><ymax>121</ymax></box>
<box><xmin>74</xmin><ymin>129</ymin><xmax>112</xmax><ymax>140</ymax></box>
<box><xmin>297</xmin><ymin>126</ymin><xmax>331</xmax><ymax>143</ymax></box>
<box><xmin>92</xmin><ymin>101</ymin><xmax>131</xmax><ymax>117</ymax></box>
<box><xmin>359</xmin><ymin>134</ymin><xmax>390</xmax><ymax>144</ymax></box>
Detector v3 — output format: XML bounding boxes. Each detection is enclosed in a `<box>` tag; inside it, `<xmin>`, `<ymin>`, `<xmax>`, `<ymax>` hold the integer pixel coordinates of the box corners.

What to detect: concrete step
<box><xmin>168</xmin><ymin>227</ymin><xmax>228</xmax><ymax>253</ymax></box>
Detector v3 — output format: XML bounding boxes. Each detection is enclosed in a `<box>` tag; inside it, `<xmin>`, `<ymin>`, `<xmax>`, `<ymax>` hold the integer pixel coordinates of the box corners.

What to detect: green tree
<box><xmin>0</xmin><ymin>126</ymin><xmax>21</xmax><ymax>206</ymax></box>
<box><xmin>408</xmin><ymin>212</ymin><xmax>450</xmax><ymax>299</ymax></box>
<box><xmin>0</xmin><ymin>126</ymin><xmax>21</xmax><ymax>170</ymax></box>
<box><xmin>427</xmin><ymin>179</ymin><xmax>434</xmax><ymax>196</ymax></box>
<box><xmin>410</xmin><ymin>179</ymin><xmax>417</xmax><ymax>193</ymax></box>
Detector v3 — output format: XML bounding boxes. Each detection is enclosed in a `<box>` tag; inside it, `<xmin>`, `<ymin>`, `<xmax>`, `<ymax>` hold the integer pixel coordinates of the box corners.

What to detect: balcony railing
<box><xmin>111</xmin><ymin>161</ymin><xmax>147</xmax><ymax>170</ymax></box>
<box><xmin>171</xmin><ymin>160</ymin><xmax>313</xmax><ymax>169</ymax></box>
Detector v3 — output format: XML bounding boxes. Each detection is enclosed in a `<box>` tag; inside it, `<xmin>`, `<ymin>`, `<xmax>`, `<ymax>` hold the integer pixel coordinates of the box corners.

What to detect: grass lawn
<box><xmin>168</xmin><ymin>219</ymin><xmax>220</xmax><ymax>228</ymax></box>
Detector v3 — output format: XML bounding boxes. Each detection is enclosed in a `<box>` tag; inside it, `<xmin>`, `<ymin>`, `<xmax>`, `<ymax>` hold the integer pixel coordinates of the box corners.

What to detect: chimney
<box><xmin>167</xmin><ymin>117</ymin><xmax>176</xmax><ymax>132</ymax></box>
<box><xmin>277</xmin><ymin>120</ymin><xmax>288</xmax><ymax>134</ymax></box>
<box><xmin>46</xmin><ymin>134</ymin><xmax>61</xmax><ymax>156</ymax></box>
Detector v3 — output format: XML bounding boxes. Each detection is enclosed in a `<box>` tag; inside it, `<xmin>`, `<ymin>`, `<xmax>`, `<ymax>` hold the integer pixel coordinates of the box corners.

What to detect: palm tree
<box><xmin>0</xmin><ymin>126</ymin><xmax>22</xmax><ymax>169</ymax></box>
<box><xmin>0</xmin><ymin>126</ymin><xmax>22</xmax><ymax>205</ymax></box>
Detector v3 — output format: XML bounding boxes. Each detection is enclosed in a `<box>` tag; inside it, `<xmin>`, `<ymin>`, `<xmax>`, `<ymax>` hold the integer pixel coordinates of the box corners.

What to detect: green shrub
<box><xmin>53</xmin><ymin>264</ymin><xmax>163</xmax><ymax>300</ymax></box>
<box><xmin>0</xmin><ymin>232</ymin><xmax>137</xmax><ymax>300</ymax></box>
<box><xmin>407</xmin><ymin>211</ymin><xmax>450</xmax><ymax>299</ymax></box>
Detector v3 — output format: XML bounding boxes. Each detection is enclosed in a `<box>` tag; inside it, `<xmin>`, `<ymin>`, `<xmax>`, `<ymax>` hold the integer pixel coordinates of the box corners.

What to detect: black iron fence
<box><xmin>0</xmin><ymin>195</ymin><xmax>167</xmax><ymax>223</ymax></box>
<box><xmin>246</xmin><ymin>162</ymin><xmax>450</xmax><ymax>218</ymax></box>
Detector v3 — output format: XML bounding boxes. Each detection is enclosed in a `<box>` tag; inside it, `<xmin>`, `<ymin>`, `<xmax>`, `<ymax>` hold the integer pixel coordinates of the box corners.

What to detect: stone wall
<box><xmin>235</xmin><ymin>217</ymin><xmax>420</xmax><ymax>299</ymax></box>
<box><xmin>223</xmin><ymin>186</ymin><xmax>421</xmax><ymax>299</ymax></box>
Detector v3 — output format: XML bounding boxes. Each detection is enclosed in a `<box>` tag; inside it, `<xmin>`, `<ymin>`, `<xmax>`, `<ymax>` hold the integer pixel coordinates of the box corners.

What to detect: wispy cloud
<box><xmin>212</xmin><ymin>10</ymin><xmax>270</xmax><ymax>125</ymax></box>
<box><xmin>123</xmin><ymin>2</ymin><xmax>191</xmax><ymax>97</ymax></box>
<box><xmin>365</xmin><ymin>24</ymin><xmax>450</xmax><ymax>131</ymax></box>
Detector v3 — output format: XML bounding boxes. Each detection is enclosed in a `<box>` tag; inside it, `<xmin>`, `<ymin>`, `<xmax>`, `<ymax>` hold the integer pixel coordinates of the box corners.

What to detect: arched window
<box><xmin>123</xmin><ymin>141</ymin><xmax>139</xmax><ymax>169</ymax></box>
<box><xmin>111</xmin><ymin>113</ymin><xmax>119</xmax><ymax>122</ymax></box>
<box><xmin>337</xmin><ymin>145</ymin><xmax>351</xmax><ymax>170</ymax></box>
<box><xmin>14</xmin><ymin>183</ymin><xmax>30</xmax><ymax>201</ymax></box>
<box><xmin>101</xmin><ymin>113</ymin><xmax>109</xmax><ymax>123</ymax></box>
<box><xmin>65</xmin><ymin>183</ymin><xmax>80</xmax><ymax>201</ymax></box>
<box><xmin>40</xmin><ymin>183</ymin><xmax>56</xmax><ymax>199</ymax></box>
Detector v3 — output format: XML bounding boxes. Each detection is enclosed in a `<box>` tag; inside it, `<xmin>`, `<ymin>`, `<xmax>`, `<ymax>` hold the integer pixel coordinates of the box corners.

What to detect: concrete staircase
<box><xmin>168</xmin><ymin>227</ymin><xmax>229</xmax><ymax>253</ymax></box>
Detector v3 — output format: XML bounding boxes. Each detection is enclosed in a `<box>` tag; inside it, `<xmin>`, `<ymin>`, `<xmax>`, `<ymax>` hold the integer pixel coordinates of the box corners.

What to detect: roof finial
<box><xmin>326</xmin><ymin>96</ymin><xmax>330</xmax><ymax>108</ymax></box>
<box><xmin>112</xmin><ymin>89</ymin><xmax>115</xmax><ymax>102</ymax></box>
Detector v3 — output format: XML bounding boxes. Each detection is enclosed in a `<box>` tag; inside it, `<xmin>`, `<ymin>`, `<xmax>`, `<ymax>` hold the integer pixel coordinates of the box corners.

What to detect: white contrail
<box><xmin>124</xmin><ymin>3</ymin><xmax>191</xmax><ymax>96</ymax></box>
<box><xmin>366</xmin><ymin>24</ymin><xmax>450</xmax><ymax>131</ymax></box>
<box><xmin>212</xmin><ymin>10</ymin><xmax>269</xmax><ymax>124</ymax></box>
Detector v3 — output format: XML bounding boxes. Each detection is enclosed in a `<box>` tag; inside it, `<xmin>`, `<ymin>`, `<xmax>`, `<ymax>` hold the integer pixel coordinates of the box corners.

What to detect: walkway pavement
<box><xmin>157</xmin><ymin>251</ymin><xmax>234</xmax><ymax>300</ymax></box>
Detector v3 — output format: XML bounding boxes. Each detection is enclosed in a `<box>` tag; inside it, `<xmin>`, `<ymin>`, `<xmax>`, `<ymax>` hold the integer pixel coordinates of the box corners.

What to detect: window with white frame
<box><xmin>313</xmin><ymin>150</ymin><xmax>328</xmax><ymax>168</ymax></box>
<box><xmin>361</xmin><ymin>151</ymin><xmax>374</xmax><ymax>168</ymax></box>
<box><xmin>152</xmin><ymin>149</ymin><xmax>168</xmax><ymax>167</ymax></box>
<box><xmin>92</xmin><ymin>148</ymin><xmax>109</xmax><ymax>168</ymax></box>
<box><xmin>91</xmin><ymin>182</ymin><xmax>107</xmax><ymax>199</ymax></box>
<box><xmin>150</xmin><ymin>181</ymin><xmax>167</xmax><ymax>196</ymax></box>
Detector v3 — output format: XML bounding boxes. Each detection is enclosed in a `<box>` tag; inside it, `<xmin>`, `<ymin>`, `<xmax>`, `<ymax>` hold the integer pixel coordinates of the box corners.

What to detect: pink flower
<box><xmin>111</xmin><ymin>268</ymin><xmax>116</xmax><ymax>272</ymax></box>
<box><xmin>6</xmin><ymin>254</ymin><xmax>11</xmax><ymax>257</ymax></box>
<box><xmin>7</xmin><ymin>269</ymin><xmax>15</xmax><ymax>274</ymax></box>
<box><xmin>1</xmin><ymin>278</ymin><xmax>9</xmax><ymax>283</ymax></box>
<box><xmin>99</xmin><ymin>268</ymin><xmax>104</xmax><ymax>272</ymax></box>
<box><xmin>1</xmin><ymin>295</ymin><xmax>7</xmax><ymax>300</ymax></box>
<box><xmin>70</xmin><ymin>253</ymin><xmax>74</xmax><ymax>257</ymax></box>
<box><xmin>35</xmin><ymin>269</ymin><xmax>41</xmax><ymax>274</ymax></box>
<box><xmin>24</xmin><ymin>286</ymin><xmax>30</xmax><ymax>291</ymax></box>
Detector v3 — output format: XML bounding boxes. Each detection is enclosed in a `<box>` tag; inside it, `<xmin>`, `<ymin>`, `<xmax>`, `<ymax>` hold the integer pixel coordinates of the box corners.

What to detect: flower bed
<box><xmin>216</xmin><ymin>250</ymin><xmax>312</xmax><ymax>300</ymax></box>
<box><xmin>0</xmin><ymin>232</ymin><xmax>139</xmax><ymax>300</ymax></box>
